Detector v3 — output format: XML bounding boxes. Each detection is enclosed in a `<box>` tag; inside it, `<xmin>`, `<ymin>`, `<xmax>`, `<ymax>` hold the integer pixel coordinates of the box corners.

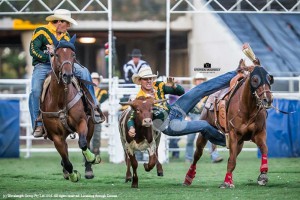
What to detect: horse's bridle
<box><xmin>249</xmin><ymin>67</ymin><xmax>274</xmax><ymax>109</ymax></box>
<box><xmin>50</xmin><ymin>48</ymin><xmax>75</xmax><ymax>85</ymax></box>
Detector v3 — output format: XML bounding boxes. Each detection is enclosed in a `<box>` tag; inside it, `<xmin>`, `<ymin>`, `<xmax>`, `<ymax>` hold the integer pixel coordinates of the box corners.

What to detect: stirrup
<box><xmin>91</xmin><ymin>108</ymin><xmax>106</xmax><ymax>124</ymax></box>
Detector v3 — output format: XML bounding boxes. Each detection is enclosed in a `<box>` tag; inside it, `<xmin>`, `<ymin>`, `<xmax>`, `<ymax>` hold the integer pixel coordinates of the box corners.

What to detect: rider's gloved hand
<box><xmin>128</xmin><ymin>126</ymin><xmax>136</xmax><ymax>137</ymax></box>
<box><xmin>46</xmin><ymin>44</ymin><xmax>55</xmax><ymax>56</ymax></box>
<box><xmin>166</xmin><ymin>77</ymin><xmax>177</xmax><ymax>88</ymax></box>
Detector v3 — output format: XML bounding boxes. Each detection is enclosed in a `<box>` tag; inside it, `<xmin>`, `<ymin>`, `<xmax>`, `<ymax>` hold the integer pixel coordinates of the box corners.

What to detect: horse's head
<box><xmin>249</xmin><ymin>66</ymin><xmax>274</xmax><ymax>109</ymax></box>
<box><xmin>51</xmin><ymin>35</ymin><xmax>76</xmax><ymax>85</ymax></box>
<box><xmin>120</xmin><ymin>96</ymin><xmax>167</xmax><ymax>127</ymax></box>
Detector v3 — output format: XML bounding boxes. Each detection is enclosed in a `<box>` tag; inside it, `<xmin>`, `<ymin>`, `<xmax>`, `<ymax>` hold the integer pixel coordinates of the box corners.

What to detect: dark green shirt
<box><xmin>30</xmin><ymin>23</ymin><xmax>70</xmax><ymax>66</ymax></box>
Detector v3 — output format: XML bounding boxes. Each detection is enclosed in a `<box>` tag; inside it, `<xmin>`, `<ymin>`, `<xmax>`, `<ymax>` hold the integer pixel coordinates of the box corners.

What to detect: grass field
<box><xmin>0</xmin><ymin>150</ymin><xmax>299</xmax><ymax>200</ymax></box>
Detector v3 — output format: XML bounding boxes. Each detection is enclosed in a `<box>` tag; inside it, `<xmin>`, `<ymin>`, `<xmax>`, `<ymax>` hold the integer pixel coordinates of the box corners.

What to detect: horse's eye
<box><xmin>251</xmin><ymin>75</ymin><xmax>260</xmax><ymax>88</ymax></box>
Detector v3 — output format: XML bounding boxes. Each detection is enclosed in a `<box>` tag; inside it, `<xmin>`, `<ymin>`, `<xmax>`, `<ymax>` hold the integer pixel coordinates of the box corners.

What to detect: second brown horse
<box><xmin>184</xmin><ymin>59</ymin><xmax>274</xmax><ymax>188</ymax></box>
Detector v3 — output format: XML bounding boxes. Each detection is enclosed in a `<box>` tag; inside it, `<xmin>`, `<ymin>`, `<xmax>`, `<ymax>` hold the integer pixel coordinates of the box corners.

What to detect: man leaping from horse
<box><xmin>29</xmin><ymin>9</ymin><xmax>105</xmax><ymax>138</ymax></box>
<box><xmin>127</xmin><ymin>63</ymin><xmax>249</xmax><ymax>145</ymax></box>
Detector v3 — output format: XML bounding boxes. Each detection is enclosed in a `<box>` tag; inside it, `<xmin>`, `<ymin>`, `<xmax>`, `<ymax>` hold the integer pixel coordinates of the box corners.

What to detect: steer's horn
<box><xmin>119</xmin><ymin>101</ymin><xmax>134</xmax><ymax>106</ymax></box>
<box><xmin>153</xmin><ymin>99</ymin><xmax>168</xmax><ymax>104</ymax></box>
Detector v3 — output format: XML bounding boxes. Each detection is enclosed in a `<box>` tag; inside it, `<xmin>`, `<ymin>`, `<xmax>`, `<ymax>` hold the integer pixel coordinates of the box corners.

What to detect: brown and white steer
<box><xmin>119</xmin><ymin>96</ymin><xmax>167</xmax><ymax>188</ymax></box>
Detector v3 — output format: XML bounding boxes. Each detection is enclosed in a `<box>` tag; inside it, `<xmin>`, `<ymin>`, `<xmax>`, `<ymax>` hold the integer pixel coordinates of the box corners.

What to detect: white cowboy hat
<box><xmin>194</xmin><ymin>73</ymin><xmax>206</xmax><ymax>80</ymax></box>
<box><xmin>132</xmin><ymin>66</ymin><xmax>158</xmax><ymax>85</ymax></box>
<box><xmin>46</xmin><ymin>9</ymin><xmax>78</xmax><ymax>26</ymax></box>
<box><xmin>91</xmin><ymin>72</ymin><xmax>103</xmax><ymax>81</ymax></box>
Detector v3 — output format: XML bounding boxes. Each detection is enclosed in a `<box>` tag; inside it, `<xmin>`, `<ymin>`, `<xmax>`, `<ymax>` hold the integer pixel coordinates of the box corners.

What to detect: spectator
<box><xmin>185</xmin><ymin>73</ymin><xmax>223</xmax><ymax>163</ymax></box>
<box><xmin>123</xmin><ymin>49</ymin><xmax>150</xmax><ymax>83</ymax></box>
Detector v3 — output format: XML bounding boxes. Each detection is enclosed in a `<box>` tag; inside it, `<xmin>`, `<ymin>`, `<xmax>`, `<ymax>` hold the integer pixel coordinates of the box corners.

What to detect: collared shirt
<box><xmin>30</xmin><ymin>22</ymin><xmax>70</xmax><ymax>66</ymax></box>
<box><xmin>123</xmin><ymin>59</ymin><xmax>149</xmax><ymax>83</ymax></box>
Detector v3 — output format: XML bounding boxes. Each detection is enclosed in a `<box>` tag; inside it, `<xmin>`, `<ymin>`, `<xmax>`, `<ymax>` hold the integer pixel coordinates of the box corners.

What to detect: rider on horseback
<box><xmin>29</xmin><ymin>9</ymin><xmax>105</xmax><ymax>138</ymax></box>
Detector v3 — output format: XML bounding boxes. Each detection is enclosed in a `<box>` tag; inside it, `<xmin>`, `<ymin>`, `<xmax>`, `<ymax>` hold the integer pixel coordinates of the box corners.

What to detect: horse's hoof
<box><xmin>85</xmin><ymin>170</ymin><xmax>94</xmax><ymax>179</ymax></box>
<box><xmin>92</xmin><ymin>155</ymin><xmax>101</xmax><ymax>164</ymax></box>
<box><xmin>131</xmin><ymin>184</ymin><xmax>138</xmax><ymax>188</ymax></box>
<box><xmin>125</xmin><ymin>177</ymin><xmax>132</xmax><ymax>183</ymax></box>
<box><xmin>219</xmin><ymin>182</ymin><xmax>235</xmax><ymax>189</ymax></box>
<box><xmin>69</xmin><ymin>170</ymin><xmax>81</xmax><ymax>182</ymax></box>
<box><xmin>157</xmin><ymin>171</ymin><xmax>164</xmax><ymax>176</ymax></box>
<box><xmin>257</xmin><ymin>173</ymin><xmax>268</xmax><ymax>186</ymax></box>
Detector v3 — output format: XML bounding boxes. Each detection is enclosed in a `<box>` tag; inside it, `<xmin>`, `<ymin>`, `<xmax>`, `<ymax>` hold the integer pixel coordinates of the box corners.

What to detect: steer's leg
<box><xmin>125</xmin><ymin>151</ymin><xmax>132</xmax><ymax>182</ymax></box>
<box><xmin>144</xmin><ymin>146</ymin><xmax>157</xmax><ymax>172</ymax></box>
<box><xmin>129</xmin><ymin>153</ymin><xmax>139</xmax><ymax>188</ymax></box>
<box><xmin>155</xmin><ymin>133</ymin><xmax>163</xmax><ymax>176</ymax></box>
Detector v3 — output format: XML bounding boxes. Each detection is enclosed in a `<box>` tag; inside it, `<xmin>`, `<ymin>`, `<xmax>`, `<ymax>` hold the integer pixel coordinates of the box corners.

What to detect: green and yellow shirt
<box><xmin>30</xmin><ymin>22</ymin><xmax>70</xmax><ymax>66</ymax></box>
<box><xmin>127</xmin><ymin>81</ymin><xmax>185</xmax><ymax>128</ymax></box>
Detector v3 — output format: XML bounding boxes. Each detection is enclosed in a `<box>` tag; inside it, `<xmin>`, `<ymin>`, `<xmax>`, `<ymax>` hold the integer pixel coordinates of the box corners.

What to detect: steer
<box><xmin>119</xmin><ymin>96</ymin><xmax>167</xmax><ymax>188</ymax></box>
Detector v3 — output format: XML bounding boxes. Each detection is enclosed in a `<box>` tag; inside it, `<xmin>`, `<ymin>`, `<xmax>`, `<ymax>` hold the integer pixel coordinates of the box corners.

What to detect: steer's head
<box><xmin>120</xmin><ymin>96</ymin><xmax>167</xmax><ymax>127</ymax></box>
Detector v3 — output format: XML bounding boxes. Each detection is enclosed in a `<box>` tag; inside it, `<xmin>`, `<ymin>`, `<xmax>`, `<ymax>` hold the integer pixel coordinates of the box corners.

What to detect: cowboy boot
<box><xmin>91</xmin><ymin>105</ymin><xmax>106</xmax><ymax>124</ymax></box>
<box><xmin>32</xmin><ymin>114</ymin><xmax>44</xmax><ymax>138</ymax></box>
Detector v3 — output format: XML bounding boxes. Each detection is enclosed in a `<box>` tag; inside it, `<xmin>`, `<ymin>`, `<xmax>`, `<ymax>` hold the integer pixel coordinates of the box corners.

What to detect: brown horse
<box><xmin>119</xmin><ymin>96</ymin><xmax>166</xmax><ymax>188</ymax></box>
<box><xmin>40</xmin><ymin>35</ymin><xmax>100</xmax><ymax>182</ymax></box>
<box><xmin>184</xmin><ymin>59</ymin><xmax>274</xmax><ymax>188</ymax></box>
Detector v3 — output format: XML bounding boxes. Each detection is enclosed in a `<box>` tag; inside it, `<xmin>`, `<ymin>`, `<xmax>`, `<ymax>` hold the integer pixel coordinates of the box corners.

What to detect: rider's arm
<box><xmin>163</xmin><ymin>82</ymin><xmax>185</xmax><ymax>96</ymax></box>
<box><xmin>127</xmin><ymin>110</ymin><xmax>135</xmax><ymax>129</ymax></box>
<box><xmin>30</xmin><ymin>29</ymin><xmax>50</xmax><ymax>63</ymax></box>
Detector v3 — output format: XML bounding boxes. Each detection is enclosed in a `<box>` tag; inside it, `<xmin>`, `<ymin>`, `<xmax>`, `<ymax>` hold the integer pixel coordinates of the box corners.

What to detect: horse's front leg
<box><xmin>79</xmin><ymin>121</ymin><xmax>101</xmax><ymax>165</ymax></box>
<box><xmin>129</xmin><ymin>153</ymin><xmax>138</xmax><ymax>188</ymax></box>
<box><xmin>84</xmin><ymin>118</ymin><xmax>97</xmax><ymax>179</ymax></box>
<box><xmin>253</xmin><ymin>130</ymin><xmax>268</xmax><ymax>186</ymax></box>
<box><xmin>183</xmin><ymin>134</ymin><xmax>207</xmax><ymax>186</ymax></box>
<box><xmin>220</xmin><ymin>130</ymin><xmax>237</xmax><ymax>189</ymax></box>
<box><xmin>53</xmin><ymin>135</ymin><xmax>80</xmax><ymax>182</ymax></box>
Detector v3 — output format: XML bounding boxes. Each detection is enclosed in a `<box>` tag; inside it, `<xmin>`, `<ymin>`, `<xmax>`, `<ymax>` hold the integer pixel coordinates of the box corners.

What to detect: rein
<box><xmin>270</xmin><ymin>104</ymin><xmax>296</xmax><ymax>114</ymax></box>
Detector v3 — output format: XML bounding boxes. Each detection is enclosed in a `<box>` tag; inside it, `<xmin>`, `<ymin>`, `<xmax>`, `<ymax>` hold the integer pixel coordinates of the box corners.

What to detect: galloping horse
<box><xmin>184</xmin><ymin>59</ymin><xmax>274</xmax><ymax>188</ymax></box>
<box><xmin>119</xmin><ymin>96</ymin><xmax>166</xmax><ymax>188</ymax></box>
<box><xmin>40</xmin><ymin>35</ymin><xmax>100</xmax><ymax>182</ymax></box>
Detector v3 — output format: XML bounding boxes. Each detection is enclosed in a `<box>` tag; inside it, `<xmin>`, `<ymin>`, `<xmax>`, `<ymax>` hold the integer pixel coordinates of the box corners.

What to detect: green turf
<box><xmin>0</xmin><ymin>151</ymin><xmax>299</xmax><ymax>200</ymax></box>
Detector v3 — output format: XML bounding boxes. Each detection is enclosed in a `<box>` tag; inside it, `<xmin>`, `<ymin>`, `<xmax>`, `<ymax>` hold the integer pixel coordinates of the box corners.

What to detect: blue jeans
<box><xmin>163</xmin><ymin>71</ymin><xmax>237</xmax><ymax>146</ymax></box>
<box><xmin>29</xmin><ymin>63</ymin><xmax>98</xmax><ymax>128</ymax></box>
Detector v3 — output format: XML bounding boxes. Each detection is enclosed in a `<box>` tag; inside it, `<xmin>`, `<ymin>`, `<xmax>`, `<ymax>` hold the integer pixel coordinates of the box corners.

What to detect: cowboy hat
<box><xmin>91</xmin><ymin>72</ymin><xmax>103</xmax><ymax>81</ymax></box>
<box><xmin>129</xmin><ymin>49</ymin><xmax>143</xmax><ymax>57</ymax></box>
<box><xmin>194</xmin><ymin>73</ymin><xmax>206</xmax><ymax>80</ymax></box>
<box><xmin>46</xmin><ymin>9</ymin><xmax>78</xmax><ymax>26</ymax></box>
<box><xmin>132</xmin><ymin>66</ymin><xmax>158</xmax><ymax>85</ymax></box>
<box><xmin>193</xmin><ymin>73</ymin><xmax>206</xmax><ymax>85</ymax></box>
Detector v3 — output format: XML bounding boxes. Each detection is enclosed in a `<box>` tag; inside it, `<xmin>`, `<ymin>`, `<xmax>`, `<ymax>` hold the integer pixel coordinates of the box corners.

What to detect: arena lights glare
<box><xmin>78</xmin><ymin>37</ymin><xmax>96</xmax><ymax>44</ymax></box>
